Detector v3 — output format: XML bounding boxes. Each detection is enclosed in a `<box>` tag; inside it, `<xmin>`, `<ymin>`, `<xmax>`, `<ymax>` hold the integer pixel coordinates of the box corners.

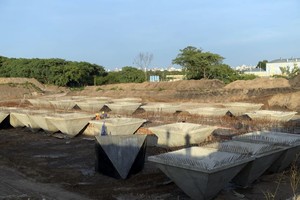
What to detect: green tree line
<box><xmin>0</xmin><ymin>56</ymin><xmax>106</xmax><ymax>87</ymax></box>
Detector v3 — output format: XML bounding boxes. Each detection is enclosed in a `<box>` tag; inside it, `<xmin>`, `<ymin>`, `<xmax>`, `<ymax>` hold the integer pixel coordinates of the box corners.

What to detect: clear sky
<box><xmin>0</xmin><ymin>0</ymin><xmax>299</xmax><ymax>70</ymax></box>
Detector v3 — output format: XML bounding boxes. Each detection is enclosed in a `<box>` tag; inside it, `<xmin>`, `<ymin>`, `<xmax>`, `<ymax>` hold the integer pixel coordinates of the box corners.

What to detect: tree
<box><xmin>119</xmin><ymin>66</ymin><xmax>145</xmax><ymax>83</ymax></box>
<box><xmin>172</xmin><ymin>46</ymin><xmax>223</xmax><ymax>79</ymax></box>
<box><xmin>208</xmin><ymin>64</ymin><xmax>240</xmax><ymax>84</ymax></box>
<box><xmin>256</xmin><ymin>60</ymin><xmax>268</xmax><ymax>70</ymax></box>
<box><xmin>133</xmin><ymin>52</ymin><xmax>153</xmax><ymax>81</ymax></box>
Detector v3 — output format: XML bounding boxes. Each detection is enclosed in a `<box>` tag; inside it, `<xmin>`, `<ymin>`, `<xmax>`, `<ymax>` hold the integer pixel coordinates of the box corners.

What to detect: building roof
<box><xmin>269</xmin><ymin>58</ymin><xmax>300</xmax><ymax>63</ymax></box>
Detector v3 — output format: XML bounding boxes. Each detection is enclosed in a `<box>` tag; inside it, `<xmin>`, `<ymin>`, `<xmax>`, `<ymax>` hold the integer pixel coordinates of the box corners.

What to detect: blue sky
<box><xmin>0</xmin><ymin>0</ymin><xmax>299</xmax><ymax>70</ymax></box>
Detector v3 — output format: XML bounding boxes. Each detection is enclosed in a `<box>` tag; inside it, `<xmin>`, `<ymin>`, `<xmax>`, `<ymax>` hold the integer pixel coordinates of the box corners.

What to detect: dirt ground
<box><xmin>1</xmin><ymin>77</ymin><xmax>300</xmax><ymax>200</ymax></box>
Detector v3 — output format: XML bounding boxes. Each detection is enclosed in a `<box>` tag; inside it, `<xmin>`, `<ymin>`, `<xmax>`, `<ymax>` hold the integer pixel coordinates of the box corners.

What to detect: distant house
<box><xmin>266</xmin><ymin>58</ymin><xmax>300</xmax><ymax>76</ymax></box>
<box><xmin>244</xmin><ymin>68</ymin><xmax>268</xmax><ymax>77</ymax></box>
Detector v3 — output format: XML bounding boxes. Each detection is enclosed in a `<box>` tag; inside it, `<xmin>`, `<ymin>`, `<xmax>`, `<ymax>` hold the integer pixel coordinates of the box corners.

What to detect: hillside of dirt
<box><xmin>0</xmin><ymin>77</ymin><xmax>299</xmax><ymax>112</ymax></box>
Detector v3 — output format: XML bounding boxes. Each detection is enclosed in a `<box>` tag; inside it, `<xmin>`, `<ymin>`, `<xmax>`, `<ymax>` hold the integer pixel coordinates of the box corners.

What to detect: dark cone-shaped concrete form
<box><xmin>95</xmin><ymin>134</ymin><xmax>147</xmax><ymax>179</ymax></box>
<box><xmin>148</xmin><ymin>147</ymin><xmax>253</xmax><ymax>200</ymax></box>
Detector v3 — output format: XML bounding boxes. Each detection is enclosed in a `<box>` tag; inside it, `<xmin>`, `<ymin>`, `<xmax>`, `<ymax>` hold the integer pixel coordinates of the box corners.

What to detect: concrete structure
<box><xmin>233</xmin><ymin>131</ymin><xmax>300</xmax><ymax>173</ymax></box>
<box><xmin>148</xmin><ymin>122</ymin><xmax>217</xmax><ymax>147</ymax></box>
<box><xmin>186</xmin><ymin>107</ymin><xmax>229</xmax><ymax>116</ymax></box>
<box><xmin>95</xmin><ymin>134</ymin><xmax>147</xmax><ymax>179</ymax></box>
<box><xmin>105</xmin><ymin>102</ymin><xmax>141</xmax><ymax>114</ymax></box>
<box><xmin>266</xmin><ymin>58</ymin><xmax>300</xmax><ymax>76</ymax></box>
<box><xmin>75</xmin><ymin>101</ymin><xmax>106</xmax><ymax>112</ymax></box>
<box><xmin>10</xmin><ymin>109</ymin><xmax>49</xmax><ymax>130</ymax></box>
<box><xmin>141</xmin><ymin>103</ymin><xmax>181</xmax><ymax>113</ymax></box>
<box><xmin>28</xmin><ymin>99</ymin><xmax>52</xmax><ymax>108</ymax></box>
<box><xmin>222</xmin><ymin>102</ymin><xmax>263</xmax><ymax>116</ymax></box>
<box><xmin>179</xmin><ymin>102</ymin><xmax>222</xmax><ymax>111</ymax></box>
<box><xmin>89</xmin><ymin>117</ymin><xmax>146</xmax><ymax>136</ymax></box>
<box><xmin>148</xmin><ymin>147</ymin><xmax>253</xmax><ymax>200</ymax></box>
<box><xmin>45</xmin><ymin>113</ymin><xmax>94</xmax><ymax>137</ymax></box>
<box><xmin>245</xmin><ymin>110</ymin><xmax>297</xmax><ymax>122</ymax></box>
<box><xmin>27</xmin><ymin>113</ymin><xmax>60</xmax><ymax>133</ymax></box>
<box><xmin>0</xmin><ymin>110</ymin><xmax>9</xmax><ymax>124</ymax></box>
<box><xmin>49</xmin><ymin>100</ymin><xmax>76</xmax><ymax>110</ymax></box>
<box><xmin>203</xmin><ymin>140</ymin><xmax>285</xmax><ymax>187</ymax></box>
<box><xmin>111</xmin><ymin>98</ymin><xmax>142</xmax><ymax>103</ymax></box>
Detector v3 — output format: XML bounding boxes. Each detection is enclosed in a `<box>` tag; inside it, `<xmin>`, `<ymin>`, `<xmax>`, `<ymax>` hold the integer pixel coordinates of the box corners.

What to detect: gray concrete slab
<box><xmin>148</xmin><ymin>147</ymin><xmax>253</xmax><ymax>200</ymax></box>
<box><xmin>245</xmin><ymin>110</ymin><xmax>298</xmax><ymax>121</ymax></box>
<box><xmin>149</xmin><ymin>122</ymin><xmax>217</xmax><ymax>147</ymax></box>
<box><xmin>95</xmin><ymin>134</ymin><xmax>147</xmax><ymax>179</ymax></box>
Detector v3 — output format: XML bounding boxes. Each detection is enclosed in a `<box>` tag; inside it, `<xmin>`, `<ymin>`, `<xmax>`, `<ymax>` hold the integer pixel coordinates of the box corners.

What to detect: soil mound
<box><xmin>0</xmin><ymin>77</ymin><xmax>45</xmax><ymax>90</ymax></box>
<box><xmin>289</xmin><ymin>74</ymin><xmax>300</xmax><ymax>88</ymax></box>
<box><xmin>224</xmin><ymin>77</ymin><xmax>290</xmax><ymax>89</ymax></box>
<box><xmin>268</xmin><ymin>91</ymin><xmax>300</xmax><ymax>112</ymax></box>
<box><xmin>94</xmin><ymin>79</ymin><xmax>225</xmax><ymax>91</ymax></box>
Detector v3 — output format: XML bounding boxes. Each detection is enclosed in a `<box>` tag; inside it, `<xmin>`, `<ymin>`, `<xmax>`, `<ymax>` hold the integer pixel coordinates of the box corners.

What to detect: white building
<box><xmin>266</xmin><ymin>58</ymin><xmax>300</xmax><ymax>76</ymax></box>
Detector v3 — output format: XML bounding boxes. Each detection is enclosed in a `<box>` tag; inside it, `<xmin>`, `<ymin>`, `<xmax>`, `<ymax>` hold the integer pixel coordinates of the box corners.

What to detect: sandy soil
<box><xmin>0</xmin><ymin>77</ymin><xmax>300</xmax><ymax>199</ymax></box>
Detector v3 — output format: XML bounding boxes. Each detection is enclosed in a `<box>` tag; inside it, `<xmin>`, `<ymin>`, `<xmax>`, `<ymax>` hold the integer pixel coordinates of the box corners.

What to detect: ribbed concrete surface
<box><xmin>148</xmin><ymin>147</ymin><xmax>253</xmax><ymax>200</ymax></box>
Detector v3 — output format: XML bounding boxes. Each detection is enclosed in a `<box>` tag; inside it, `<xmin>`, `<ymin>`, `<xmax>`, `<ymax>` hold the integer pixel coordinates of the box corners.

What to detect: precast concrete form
<box><xmin>233</xmin><ymin>131</ymin><xmax>300</xmax><ymax>173</ymax></box>
<box><xmin>49</xmin><ymin>100</ymin><xmax>76</xmax><ymax>111</ymax></box>
<box><xmin>89</xmin><ymin>117</ymin><xmax>147</xmax><ymax>136</ymax></box>
<box><xmin>245</xmin><ymin>110</ymin><xmax>297</xmax><ymax>122</ymax></box>
<box><xmin>75</xmin><ymin>101</ymin><xmax>106</xmax><ymax>112</ymax></box>
<box><xmin>0</xmin><ymin>110</ymin><xmax>9</xmax><ymax>124</ymax></box>
<box><xmin>203</xmin><ymin>140</ymin><xmax>285</xmax><ymax>187</ymax></box>
<box><xmin>10</xmin><ymin>109</ymin><xmax>49</xmax><ymax>129</ymax></box>
<box><xmin>45</xmin><ymin>113</ymin><xmax>94</xmax><ymax>137</ymax></box>
<box><xmin>141</xmin><ymin>103</ymin><xmax>181</xmax><ymax>113</ymax></box>
<box><xmin>179</xmin><ymin>102</ymin><xmax>223</xmax><ymax>111</ymax></box>
<box><xmin>27</xmin><ymin>99</ymin><xmax>52</xmax><ymax>108</ymax></box>
<box><xmin>148</xmin><ymin>122</ymin><xmax>217</xmax><ymax>147</ymax></box>
<box><xmin>223</xmin><ymin>102</ymin><xmax>263</xmax><ymax>116</ymax></box>
<box><xmin>186</xmin><ymin>107</ymin><xmax>229</xmax><ymax>116</ymax></box>
<box><xmin>111</xmin><ymin>97</ymin><xmax>142</xmax><ymax>103</ymax></box>
<box><xmin>105</xmin><ymin>102</ymin><xmax>141</xmax><ymax>114</ymax></box>
<box><xmin>95</xmin><ymin>134</ymin><xmax>147</xmax><ymax>179</ymax></box>
<box><xmin>148</xmin><ymin>147</ymin><xmax>253</xmax><ymax>200</ymax></box>
<box><xmin>27</xmin><ymin>113</ymin><xmax>59</xmax><ymax>133</ymax></box>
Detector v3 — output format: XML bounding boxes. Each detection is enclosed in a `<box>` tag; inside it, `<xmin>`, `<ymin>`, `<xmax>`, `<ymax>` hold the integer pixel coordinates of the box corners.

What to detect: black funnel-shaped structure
<box><xmin>95</xmin><ymin>134</ymin><xmax>147</xmax><ymax>179</ymax></box>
